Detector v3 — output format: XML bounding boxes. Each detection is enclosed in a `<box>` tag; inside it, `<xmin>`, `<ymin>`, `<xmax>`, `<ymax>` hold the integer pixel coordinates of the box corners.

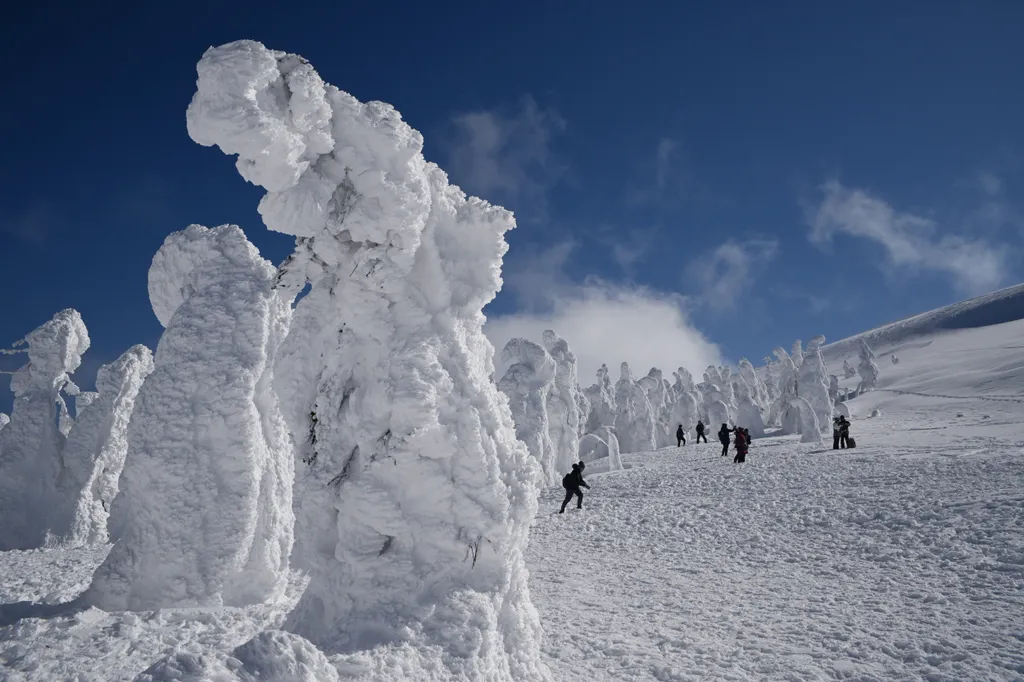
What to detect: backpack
<box><xmin>562</xmin><ymin>472</ymin><xmax>574</xmax><ymax>489</ymax></box>
<box><xmin>847</xmin><ymin>437</ymin><xmax>856</xmax><ymax>448</ymax></box>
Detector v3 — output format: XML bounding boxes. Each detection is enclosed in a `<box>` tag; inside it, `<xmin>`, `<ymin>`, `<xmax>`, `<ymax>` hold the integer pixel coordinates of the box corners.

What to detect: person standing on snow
<box><xmin>695</xmin><ymin>420</ymin><xmax>707</xmax><ymax>443</ymax></box>
<box><xmin>832</xmin><ymin>417</ymin><xmax>841</xmax><ymax>450</ymax></box>
<box><xmin>559</xmin><ymin>461</ymin><xmax>590</xmax><ymax>513</ymax></box>
<box><xmin>718</xmin><ymin>423</ymin><xmax>734</xmax><ymax>457</ymax></box>
<box><xmin>733</xmin><ymin>428</ymin><xmax>749</xmax><ymax>463</ymax></box>
<box><xmin>838</xmin><ymin>416</ymin><xmax>851</xmax><ymax>449</ymax></box>
<box><xmin>676</xmin><ymin>424</ymin><xmax>686</xmax><ymax>447</ymax></box>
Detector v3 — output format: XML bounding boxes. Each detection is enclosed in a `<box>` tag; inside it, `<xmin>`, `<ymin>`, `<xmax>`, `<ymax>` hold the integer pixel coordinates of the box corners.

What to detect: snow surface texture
<box><xmin>497</xmin><ymin>338</ymin><xmax>556</xmax><ymax>485</ymax></box>
<box><xmin>85</xmin><ymin>224</ymin><xmax>294</xmax><ymax>611</ymax></box>
<box><xmin>0</xmin><ymin>309</ymin><xmax>90</xmax><ymax>551</ymax></box>
<box><xmin>52</xmin><ymin>344</ymin><xmax>154</xmax><ymax>546</ymax></box>
<box><xmin>188</xmin><ymin>40</ymin><xmax>549</xmax><ymax>678</ymax></box>
<box><xmin>542</xmin><ymin>329</ymin><xmax>586</xmax><ymax>475</ymax></box>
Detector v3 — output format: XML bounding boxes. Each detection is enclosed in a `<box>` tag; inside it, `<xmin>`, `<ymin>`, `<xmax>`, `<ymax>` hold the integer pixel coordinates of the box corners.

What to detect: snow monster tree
<box><xmin>187</xmin><ymin>40</ymin><xmax>548</xmax><ymax>679</ymax></box>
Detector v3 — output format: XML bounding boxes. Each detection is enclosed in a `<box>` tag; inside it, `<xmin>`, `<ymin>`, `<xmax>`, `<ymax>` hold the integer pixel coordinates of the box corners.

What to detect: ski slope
<box><xmin>1</xmin><ymin>318</ymin><xmax>1023</xmax><ymax>680</ymax></box>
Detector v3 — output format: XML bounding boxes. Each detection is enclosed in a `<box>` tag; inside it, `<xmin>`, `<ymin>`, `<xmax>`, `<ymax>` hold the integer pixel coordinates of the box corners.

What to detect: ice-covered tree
<box><xmin>584</xmin><ymin>363</ymin><xmax>616</xmax><ymax>434</ymax></box>
<box><xmin>733</xmin><ymin>376</ymin><xmax>766</xmax><ymax>439</ymax></box>
<box><xmin>579</xmin><ymin>426</ymin><xmax>621</xmax><ymax>471</ymax></box>
<box><xmin>638</xmin><ymin>368</ymin><xmax>673</xmax><ymax>448</ymax></box>
<box><xmin>828</xmin><ymin>375</ymin><xmax>841</xmax><ymax>404</ymax></box>
<box><xmin>542</xmin><ymin>329</ymin><xmax>586</xmax><ymax>475</ymax></box>
<box><xmin>0</xmin><ymin>414</ymin><xmax>8</xmax><ymax>432</ymax></box>
<box><xmin>737</xmin><ymin>358</ymin><xmax>769</xmax><ymax>412</ymax></box>
<box><xmin>790</xmin><ymin>397</ymin><xmax>823</xmax><ymax>444</ymax></box>
<box><xmin>52</xmin><ymin>344</ymin><xmax>154</xmax><ymax>546</ymax></box>
<box><xmin>596</xmin><ymin>425</ymin><xmax>623</xmax><ymax>471</ymax></box>
<box><xmin>615</xmin><ymin>362</ymin><xmax>656</xmax><ymax>453</ymax></box>
<box><xmin>858</xmin><ymin>338</ymin><xmax>880</xmax><ymax>391</ymax></box>
<box><xmin>497</xmin><ymin>338</ymin><xmax>556</xmax><ymax>485</ymax></box>
<box><xmin>769</xmin><ymin>347</ymin><xmax>799</xmax><ymax>434</ymax></box>
<box><xmin>187</xmin><ymin>40</ymin><xmax>548</xmax><ymax>677</ymax></box>
<box><xmin>86</xmin><ymin>224</ymin><xmax>294</xmax><ymax>610</ymax></box>
<box><xmin>0</xmin><ymin>309</ymin><xmax>90</xmax><ymax>551</ymax></box>
<box><xmin>707</xmin><ymin>397</ymin><xmax>732</xmax><ymax>432</ymax></box>
<box><xmin>797</xmin><ymin>335</ymin><xmax>833</xmax><ymax>432</ymax></box>
<box><xmin>843</xmin><ymin>358</ymin><xmax>857</xmax><ymax>379</ymax></box>
<box><xmin>791</xmin><ymin>339</ymin><xmax>804</xmax><ymax>368</ymax></box>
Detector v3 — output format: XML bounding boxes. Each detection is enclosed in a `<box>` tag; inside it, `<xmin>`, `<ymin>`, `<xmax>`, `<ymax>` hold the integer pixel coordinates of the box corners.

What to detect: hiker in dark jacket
<box><xmin>733</xmin><ymin>428</ymin><xmax>749</xmax><ymax>463</ymax></box>
<box><xmin>832</xmin><ymin>417</ymin><xmax>841</xmax><ymax>450</ymax></box>
<box><xmin>559</xmin><ymin>462</ymin><xmax>590</xmax><ymax>513</ymax></box>
<box><xmin>718</xmin><ymin>423</ymin><xmax>734</xmax><ymax>457</ymax></box>
<box><xmin>838</xmin><ymin>417</ymin><xmax>851</xmax><ymax>449</ymax></box>
<box><xmin>676</xmin><ymin>424</ymin><xmax>686</xmax><ymax>447</ymax></box>
<box><xmin>695</xmin><ymin>420</ymin><xmax>707</xmax><ymax>443</ymax></box>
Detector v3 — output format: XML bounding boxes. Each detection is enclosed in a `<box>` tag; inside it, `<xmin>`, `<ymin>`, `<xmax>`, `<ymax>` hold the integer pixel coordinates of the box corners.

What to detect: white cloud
<box><xmin>487</xmin><ymin>243</ymin><xmax>722</xmax><ymax>384</ymax></box>
<box><xmin>686</xmin><ymin>238</ymin><xmax>780</xmax><ymax>310</ymax></box>
<box><xmin>445</xmin><ymin>96</ymin><xmax>566</xmax><ymax>215</ymax></box>
<box><xmin>807</xmin><ymin>179</ymin><xmax>1008</xmax><ymax>296</ymax></box>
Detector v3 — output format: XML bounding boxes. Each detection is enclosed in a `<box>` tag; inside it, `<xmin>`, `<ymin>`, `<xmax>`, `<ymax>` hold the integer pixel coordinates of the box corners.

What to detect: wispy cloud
<box><xmin>444</xmin><ymin>96</ymin><xmax>566</xmax><ymax>217</ymax></box>
<box><xmin>806</xmin><ymin>179</ymin><xmax>1009</xmax><ymax>296</ymax></box>
<box><xmin>627</xmin><ymin>137</ymin><xmax>694</xmax><ymax>206</ymax></box>
<box><xmin>488</xmin><ymin>242</ymin><xmax>722</xmax><ymax>383</ymax></box>
<box><xmin>685</xmin><ymin>238</ymin><xmax>780</xmax><ymax>310</ymax></box>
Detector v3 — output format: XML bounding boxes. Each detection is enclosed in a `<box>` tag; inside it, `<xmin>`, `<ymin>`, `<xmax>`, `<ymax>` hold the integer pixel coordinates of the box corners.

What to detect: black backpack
<box><xmin>562</xmin><ymin>472</ymin><xmax>574</xmax><ymax>489</ymax></box>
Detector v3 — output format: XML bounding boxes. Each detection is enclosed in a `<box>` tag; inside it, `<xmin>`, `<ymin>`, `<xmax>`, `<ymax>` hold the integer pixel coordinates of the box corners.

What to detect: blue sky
<box><xmin>2</xmin><ymin>1</ymin><xmax>1023</xmax><ymax>411</ymax></box>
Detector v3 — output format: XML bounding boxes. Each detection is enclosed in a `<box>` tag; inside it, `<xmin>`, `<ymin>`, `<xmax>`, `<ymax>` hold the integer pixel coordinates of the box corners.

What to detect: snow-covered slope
<box><xmin>823</xmin><ymin>282</ymin><xmax>1024</xmax><ymax>362</ymax></box>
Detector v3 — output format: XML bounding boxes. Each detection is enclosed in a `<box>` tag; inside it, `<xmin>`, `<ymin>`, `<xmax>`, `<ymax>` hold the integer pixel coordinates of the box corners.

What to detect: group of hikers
<box><xmin>562</xmin><ymin>415</ymin><xmax>857</xmax><ymax>512</ymax></box>
<box><xmin>674</xmin><ymin>420</ymin><xmax>752</xmax><ymax>462</ymax></box>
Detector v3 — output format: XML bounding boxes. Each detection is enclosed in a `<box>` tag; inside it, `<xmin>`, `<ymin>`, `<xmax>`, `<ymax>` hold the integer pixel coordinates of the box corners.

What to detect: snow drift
<box><xmin>53</xmin><ymin>344</ymin><xmax>154</xmax><ymax>546</ymax></box>
<box><xmin>0</xmin><ymin>309</ymin><xmax>90</xmax><ymax>551</ymax></box>
<box><xmin>85</xmin><ymin>224</ymin><xmax>294</xmax><ymax>610</ymax></box>
<box><xmin>187</xmin><ymin>40</ymin><xmax>549</xmax><ymax>679</ymax></box>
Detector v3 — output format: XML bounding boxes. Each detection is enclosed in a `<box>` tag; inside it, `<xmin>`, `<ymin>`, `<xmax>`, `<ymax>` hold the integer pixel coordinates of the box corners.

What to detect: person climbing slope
<box><xmin>695</xmin><ymin>420</ymin><xmax>707</xmax><ymax>443</ymax></box>
<box><xmin>559</xmin><ymin>461</ymin><xmax>590</xmax><ymax>513</ymax></box>
<box><xmin>718</xmin><ymin>423</ymin><xmax>734</xmax><ymax>457</ymax></box>
<box><xmin>733</xmin><ymin>427</ymin><xmax>749</xmax><ymax>463</ymax></box>
<box><xmin>676</xmin><ymin>424</ymin><xmax>686</xmax><ymax>447</ymax></box>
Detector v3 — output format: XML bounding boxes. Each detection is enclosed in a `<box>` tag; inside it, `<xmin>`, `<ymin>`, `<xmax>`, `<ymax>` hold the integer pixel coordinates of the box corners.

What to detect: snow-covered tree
<box><xmin>843</xmin><ymin>358</ymin><xmax>857</xmax><ymax>379</ymax></box>
<box><xmin>638</xmin><ymin>368</ymin><xmax>674</xmax><ymax>448</ymax></box>
<box><xmin>790</xmin><ymin>397</ymin><xmax>822</xmax><ymax>444</ymax></box>
<box><xmin>0</xmin><ymin>414</ymin><xmax>8</xmax><ymax>432</ymax></box>
<box><xmin>615</xmin><ymin>362</ymin><xmax>656</xmax><ymax>453</ymax></box>
<box><xmin>578</xmin><ymin>425</ymin><xmax>621</xmax><ymax>471</ymax></box>
<box><xmin>187</xmin><ymin>41</ymin><xmax>548</xmax><ymax>677</ymax></box>
<box><xmin>0</xmin><ymin>309</ymin><xmax>90</xmax><ymax>551</ymax></box>
<box><xmin>791</xmin><ymin>339</ymin><xmax>804</xmax><ymax>368</ymax></box>
<box><xmin>769</xmin><ymin>347</ymin><xmax>799</xmax><ymax>434</ymax></box>
<box><xmin>596</xmin><ymin>425</ymin><xmax>623</xmax><ymax>471</ymax></box>
<box><xmin>797</xmin><ymin>335</ymin><xmax>833</xmax><ymax>432</ymax></box>
<box><xmin>733</xmin><ymin>376</ymin><xmax>766</xmax><ymax>439</ymax></box>
<box><xmin>583</xmin><ymin>364</ymin><xmax>616</xmax><ymax>434</ymax></box>
<box><xmin>542</xmin><ymin>330</ymin><xmax>586</xmax><ymax>475</ymax></box>
<box><xmin>52</xmin><ymin>344</ymin><xmax>154</xmax><ymax>546</ymax></box>
<box><xmin>828</xmin><ymin>375</ymin><xmax>841</xmax><ymax>404</ymax></box>
<box><xmin>857</xmin><ymin>338</ymin><xmax>880</xmax><ymax>392</ymax></box>
<box><xmin>86</xmin><ymin>224</ymin><xmax>294</xmax><ymax>610</ymax></box>
<box><xmin>737</xmin><ymin>358</ymin><xmax>769</xmax><ymax>412</ymax></box>
<box><xmin>707</xmin><ymin>397</ymin><xmax>732</xmax><ymax>432</ymax></box>
<box><xmin>497</xmin><ymin>338</ymin><xmax>557</xmax><ymax>485</ymax></box>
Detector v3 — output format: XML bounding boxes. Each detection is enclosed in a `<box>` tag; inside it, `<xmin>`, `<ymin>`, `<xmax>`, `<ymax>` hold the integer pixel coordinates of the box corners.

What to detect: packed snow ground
<box><xmin>2</xmin><ymin>320</ymin><xmax>1023</xmax><ymax>679</ymax></box>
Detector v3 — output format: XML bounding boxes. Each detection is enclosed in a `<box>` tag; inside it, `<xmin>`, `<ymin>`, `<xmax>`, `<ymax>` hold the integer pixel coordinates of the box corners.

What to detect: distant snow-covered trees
<box><xmin>498</xmin><ymin>338</ymin><xmax>557</xmax><ymax>485</ymax></box>
<box><xmin>858</xmin><ymin>338</ymin><xmax>881</xmax><ymax>392</ymax></box>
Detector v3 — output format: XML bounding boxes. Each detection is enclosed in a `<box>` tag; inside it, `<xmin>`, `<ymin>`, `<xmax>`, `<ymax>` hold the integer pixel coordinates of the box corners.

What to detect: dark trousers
<box><xmin>696</xmin><ymin>432</ymin><xmax>707</xmax><ymax>443</ymax></box>
<box><xmin>677</xmin><ymin>436</ymin><xmax>685</xmax><ymax>446</ymax></box>
<box><xmin>839</xmin><ymin>434</ymin><xmax>849</xmax><ymax>449</ymax></box>
<box><xmin>833</xmin><ymin>432</ymin><xmax>840</xmax><ymax>450</ymax></box>
<box><xmin>734</xmin><ymin>449</ymin><xmax>747</xmax><ymax>463</ymax></box>
<box><xmin>721</xmin><ymin>441</ymin><xmax>729</xmax><ymax>456</ymax></box>
<box><xmin>560</xmin><ymin>487</ymin><xmax>583</xmax><ymax>513</ymax></box>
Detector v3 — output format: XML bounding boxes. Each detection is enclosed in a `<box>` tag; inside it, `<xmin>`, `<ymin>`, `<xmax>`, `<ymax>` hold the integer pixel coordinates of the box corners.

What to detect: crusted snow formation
<box><xmin>596</xmin><ymin>425</ymin><xmax>623</xmax><ymax>471</ymax></box>
<box><xmin>54</xmin><ymin>344</ymin><xmax>154</xmax><ymax>546</ymax></box>
<box><xmin>797</xmin><ymin>335</ymin><xmax>833</xmax><ymax>433</ymax></box>
<box><xmin>86</xmin><ymin>224</ymin><xmax>294</xmax><ymax>610</ymax></box>
<box><xmin>833</xmin><ymin>401</ymin><xmax>850</xmax><ymax>419</ymax></box>
<box><xmin>858</xmin><ymin>338</ymin><xmax>881</xmax><ymax>392</ymax></box>
<box><xmin>497</xmin><ymin>338</ymin><xmax>557</xmax><ymax>485</ymax></box>
<box><xmin>187</xmin><ymin>40</ymin><xmax>549</xmax><ymax>677</ymax></box>
<box><xmin>828</xmin><ymin>375</ymin><xmax>841</xmax><ymax>404</ymax></box>
<box><xmin>0</xmin><ymin>309</ymin><xmax>90</xmax><ymax>551</ymax></box>
<box><xmin>638</xmin><ymin>368</ymin><xmax>674</xmax><ymax>448</ymax></box>
<box><xmin>791</xmin><ymin>397</ymin><xmax>823</xmax><ymax>444</ymax></box>
<box><xmin>733</xmin><ymin>378</ymin><xmax>766</xmax><ymax>439</ymax></box>
<box><xmin>770</xmin><ymin>347</ymin><xmax>800</xmax><ymax>434</ymax></box>
<box><xmin>615</xmin><ymin>362</ymin><xmax>656</xmax><ymax>454</ymax></box>
<box><xmin>542</xmin><ymin>329</ymin><xmax>586</xmax><ymax>476</ymax></box>
<box><xmin>583</xmin><ymin>364</ymin><xmax>616</xmax><ymax>434</ymax></box>
<box><xmin>843</xmin><ymin>358</ymin><xmax>858</xmax><ymax>379</ymax></box>
<box><xmin>135</xmin><ymin>630</ymin><xmax>340</xmax><ymax>682</ymax></box>
<box><xmin>0</xmin><ymin>414</ymin><xmax>8</xmax><ymax>432</ymax></box>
